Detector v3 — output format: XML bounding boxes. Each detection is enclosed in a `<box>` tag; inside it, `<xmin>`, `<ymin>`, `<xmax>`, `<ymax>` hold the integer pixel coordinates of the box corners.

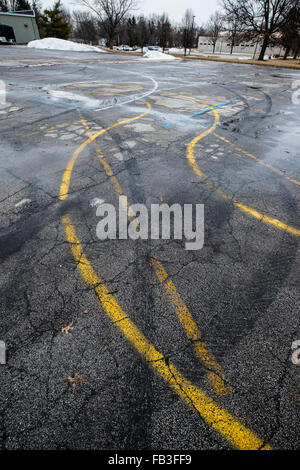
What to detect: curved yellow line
<box><xmin>62</xmin><ymin>213</ymin><xmax>272</xmax><ymax>450</ymax></box>
<box><xmin>59</xmin><ymin>98</ymin><xmax>272</xmax><ymax>449</ymax></box>
<box><xmin>59</xmin><ymin>103</ymin><xmax>151</xmax><ymax>201</ymax></box>
<box><xmin>214</xmin><ymin>133</ymin><xmax>300</xmax><ymax>187</ymax></box>
<box><xmin>182</xmin><ymin>95</ymin><xmax>300</xmax><ymax>237</ymax></box>
<box><xmin>76</xmin><ymin>103</ymin><xmax>232</xmax><ymax>396</ymax></box>
<box><xmin>151</xmin><ymin>258</ymin><xmax>233</xmax><ymax>396</ymax></box>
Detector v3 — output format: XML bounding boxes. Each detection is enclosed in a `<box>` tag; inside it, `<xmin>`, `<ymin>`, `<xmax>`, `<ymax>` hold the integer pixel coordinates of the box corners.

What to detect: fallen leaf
<box><xmin>66</xmin><ymin>373</ymin><xmax>85</xmax><ymax>389</ymax></box>
<box><xmin>61</xmin><ymin>322</ymin><xmax>74</xmax><ymax>335</ymax></box>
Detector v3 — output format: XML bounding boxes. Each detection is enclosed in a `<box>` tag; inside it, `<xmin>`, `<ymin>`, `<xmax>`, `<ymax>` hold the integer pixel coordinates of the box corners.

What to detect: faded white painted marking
<box><xmin>94</xmin><ymin>73</ymin><xmax>158</xmax><ymax>112</ymax></box>
<box><xmin>15</xmin><ymin>198</ymin><xmax>31</xmax><ymax>208</ymax></box>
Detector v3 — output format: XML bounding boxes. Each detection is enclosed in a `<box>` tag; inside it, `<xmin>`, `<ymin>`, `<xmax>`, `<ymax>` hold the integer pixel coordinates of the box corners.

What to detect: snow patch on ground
<box><xmin>28</xmin><ymin>38</ymin><xmax>106</xmax><ymax>53</ymax></box>
<box><xmin>169</xmin><ymin>48</ymin><xmax>185</xmax><ymax>54</ymax></box>
<box><xmin>45</xmin><ymin>88</ymin><xmax>100</xmax><ymax>108</ymax></box>
<box><xmin>143</xmin><ymin>50</ymin><xmax>177</xmax><ymax>61</ymax></box>
<box><xmin>199</xmin><ymin>52</ymin><xmax>252</xmax><ymax>60</ymax></box>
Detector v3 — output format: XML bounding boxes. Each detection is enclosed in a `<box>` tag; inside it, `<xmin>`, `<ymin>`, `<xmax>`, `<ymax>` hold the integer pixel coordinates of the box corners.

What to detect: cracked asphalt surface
<box><xmin>0</xmin><ymin>46</ymin><xmax>300</xmax><ymax>450</ymax></box>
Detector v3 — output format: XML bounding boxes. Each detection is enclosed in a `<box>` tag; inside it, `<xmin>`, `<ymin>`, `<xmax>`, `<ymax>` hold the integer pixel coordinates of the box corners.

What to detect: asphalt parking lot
<box><xmin>0</xmin><ymin>45</ymin><xmax>300</xmax><ymax>450</ymax></box>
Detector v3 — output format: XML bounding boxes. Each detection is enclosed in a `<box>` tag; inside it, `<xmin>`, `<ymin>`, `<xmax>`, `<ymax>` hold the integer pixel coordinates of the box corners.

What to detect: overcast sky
<box><xmin>41</xmin><ymin>0</ymin><xmax>220</xmax><ymax>25</ymax></box>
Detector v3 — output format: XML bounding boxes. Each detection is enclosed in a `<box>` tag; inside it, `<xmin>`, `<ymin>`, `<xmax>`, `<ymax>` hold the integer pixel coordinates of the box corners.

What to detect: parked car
<box><xmin>0</xmin><ymin>24</ymin><xmax>16</xmax><ymax>45</ymax></box>
<box><xmin>117</xmin><ymin>45</ymin><xmax>132</xmax><ymax>51</ymax></box>
<box><xmin>147</xmin><ymin>46</ymin><xmax>161</xmax><ymax>51</ymax></box>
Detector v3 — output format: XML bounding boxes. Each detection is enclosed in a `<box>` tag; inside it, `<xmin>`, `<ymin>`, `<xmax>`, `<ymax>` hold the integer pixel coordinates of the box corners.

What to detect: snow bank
<box><xmin>169</xmin><ymin>48</ymin><xmax>184</xmax><ymax>54</ymax></box>
<box><xmin>199</xmin><ymin>52</ymin><xmax>252</xmax><ymax>60</ymax></box>
<box><xmin>143</xmin><ymin>50</ymin><xmax>176</xmax><ymax>61</ymax></box>
<box><xmin>27</xmin><ymin>38</ymin><xmax>106</xmax><ymax>53</ymax></box>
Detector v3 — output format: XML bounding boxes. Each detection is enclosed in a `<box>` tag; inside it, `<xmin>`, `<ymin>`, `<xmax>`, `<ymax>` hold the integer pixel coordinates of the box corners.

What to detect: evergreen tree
<box><xmin>39</xmin><ymin>1</ymin><xmax>71</xmax><ymax>39</ymax></box>
<box><xmin>14</xmin><ymin>0</ymin><xmax>31</xmax><ymax>10</ymax></box>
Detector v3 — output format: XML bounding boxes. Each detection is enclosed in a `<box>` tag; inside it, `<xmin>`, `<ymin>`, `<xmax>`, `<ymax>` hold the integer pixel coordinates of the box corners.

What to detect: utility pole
<box><xmin>189</xmin><ymin>15</ymin><xmax>195</xmax><ymax>55</ymax></box>
<box><xmin>253</xmin><ymin>39</ymin><xmax>259</xmax><ymax>59</ymax></box>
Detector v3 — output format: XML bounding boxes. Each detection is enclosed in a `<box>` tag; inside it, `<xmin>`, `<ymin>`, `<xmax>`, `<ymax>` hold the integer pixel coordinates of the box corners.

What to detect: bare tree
<box><xmin>181</xmin><ymin>9</ymin><xmax>196</xmax><ymax>56</ymax></box>
<box><xmin>0</xmin><ymin>0</ymin><xmax>9</xmax><ymax>10</ymax></box>
<box><xmin>126</xmin><ymin>15</ymin><xmax>137</xmax><ymax>46</ymax></box>
<box><xmin>206</xmin><ymin>12</ymin><xmax>223</xmax><ymax>53</ymax></box>
<box><xmin>73</xmin><ymin>10</ymin><xmax>98</xmax><ymax>43</ymax></box>
<box><xmin>223</xmin><ymin>0</ymin><xmax>297</xmax><ymax>60</ymax></box>
<box><xmin>277</xmin><ymin>4</ymin><xmax>300</xmax><ymax>58</ymax></box>
<box><xmin>135</xmin><ymin>15</ymin><xmax>149</xmax><ymax>52</ymax></box>
<box><xmin>147</xmin><ymin>14</ymin><xmax>159</xmax><ymax>45</ymax></box>
<box><xmin>78</xmin><ymin>0</ymin><xmax>137</xmax><ymax>48</ymax></box>
<box><xmin>0</xmin><ymin>0</ymin><xmax>15</xmax><ymax>10</ymax></box>
<box><xmin>222</xmin><ymin>0</ymin><xmax>244</xmax><ymax>54</ymax></box>
<box><xmin>157</xmin><ymin>12</ymin><xmax>171</xmax><ymax>51</ymax></box>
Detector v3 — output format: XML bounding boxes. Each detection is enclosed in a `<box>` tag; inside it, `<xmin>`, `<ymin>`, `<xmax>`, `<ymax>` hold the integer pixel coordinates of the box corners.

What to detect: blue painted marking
<box><xmin>163</xmin><ymin>99</ymin><xmax>238</xmax><ymax>128</ymax></box>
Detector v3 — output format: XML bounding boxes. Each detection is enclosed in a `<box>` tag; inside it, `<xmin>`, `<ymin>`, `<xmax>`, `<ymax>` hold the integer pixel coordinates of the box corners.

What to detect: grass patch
<box><xmin>100</xmin><ymin>47</ymin><xmax>300</xmax><ymax>69</ymax></box>
<box><xmin>172</xmin><ymin>54</ymin><xmax>300</xmax><ymax>70</ymax></box>
<box><xmin>101</xmin><ymin>47</ymin><xmax>143</xmax><ymax>56</ymax></box>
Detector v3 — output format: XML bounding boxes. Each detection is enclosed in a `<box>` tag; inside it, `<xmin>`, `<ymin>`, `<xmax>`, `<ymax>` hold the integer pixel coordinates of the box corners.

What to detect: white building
<box><xmin>197</xmin><ymin>34</ymin><xmax>283</xmax><ymax>58</ymax></box>
<box><xmin>0</xmin><ymin>10</ymin><xmax>39</xmax><ymax>44</ymax></box>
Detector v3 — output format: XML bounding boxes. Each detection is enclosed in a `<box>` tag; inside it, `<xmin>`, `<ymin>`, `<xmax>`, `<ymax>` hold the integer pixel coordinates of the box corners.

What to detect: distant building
<box><xmin>0</xmin><ymin>10</ymin><xmax>40</xmax><ymax>45</ymax></box>
<box><xmin>198</xmin><ymin>34</ymin><xmax>283</xmax><ymax>58</ymax></box>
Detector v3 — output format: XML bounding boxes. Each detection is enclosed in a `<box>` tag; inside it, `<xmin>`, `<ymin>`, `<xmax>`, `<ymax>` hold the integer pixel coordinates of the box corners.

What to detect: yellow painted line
<box><xmin>253</xmin><ymin>107</ymin><xmax>266</xmax><ymax>114</ymax></box>
<box><xmin>75</xmin><ymin>106</ymin><xmax>230</xmax><ymax>394</ymax></box>
<box><xmin>214</xmin><ymin>133</ymin><xmax>300</xmax><ymax>187</ymax></box>
<box><xmin>59</xmin><ymin>103</ymin><xmax>150</xmax><ymax>201</ymax></box>
<box><xmin>151</xmin><ymin>258</ymin><xmax>233</xmax><ymax>396</ymax></box>
<box><xmin>152</xmin><ymin>98</ymin><xmax>181</xmax><ymax>114</ymax></box>
<box><xmin>62</xmin><ymin>212</ymin><xmax>272</xmax><ymax>450</ymax></box>
<box><xmin>78</xmin><ymin>116</ymin><xmax>138</xmax><ymax>222</ymax></box>
<box><xmin>178</xmin><ymin>95</ymin><xmax>300</xmax><ymax>237</ymax></box>
<box><xmin>79</xmin><ymin>117</ymin><xmax>124</xmax><ymax>197</ymax></box>
<box><xmin>76</xmin><ymin>104</ymin><xmax>231</xmax><ymax>395</ymax></box>
<box><xmin>187</xmin><ymin>134</ymin><xmax>300</xmax><ymax>236</ymax></box>
<box><xmin>60</xmin><ymin>98</ymin><xmax>273</xmax><ymax>448</ymax></box>
<box><xmin>233</xmin><ymin>201</ymin><xmax>300</xmax><ymax>235</ymax></box>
